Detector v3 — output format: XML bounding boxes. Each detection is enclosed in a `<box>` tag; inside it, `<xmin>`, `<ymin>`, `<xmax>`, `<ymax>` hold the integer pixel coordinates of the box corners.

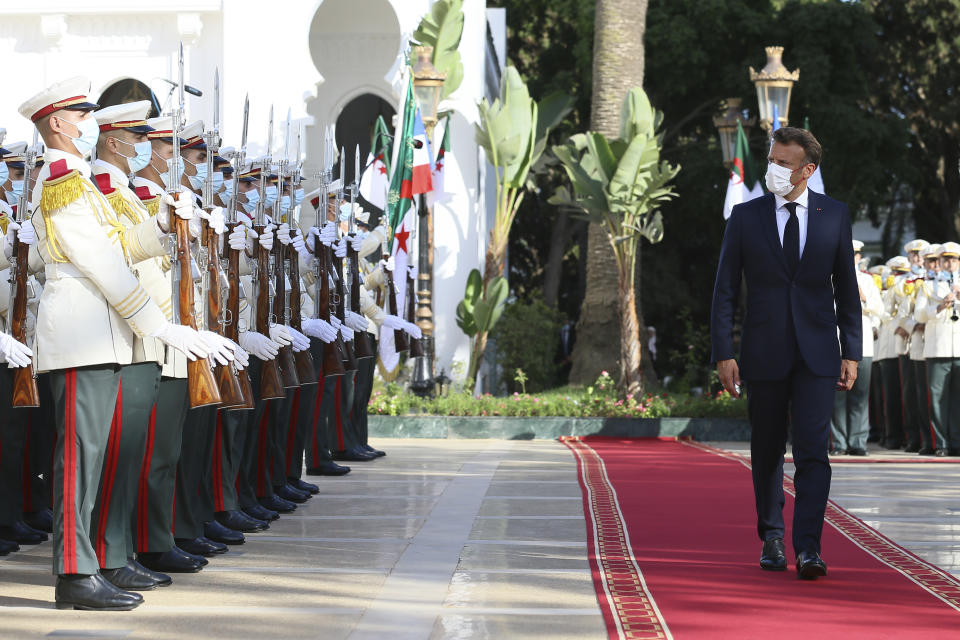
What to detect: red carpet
<box><xmin>560</xmin><ymin>436</ymin><xmax>960</xmax><ymax>639</ymax></box>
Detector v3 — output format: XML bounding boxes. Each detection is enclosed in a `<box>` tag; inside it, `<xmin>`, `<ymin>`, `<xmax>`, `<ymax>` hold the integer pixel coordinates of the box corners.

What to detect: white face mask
<box><xmin>765</xmin><ymin>162</ymin><xmax>801</xmax><ymax>197</ymax></box>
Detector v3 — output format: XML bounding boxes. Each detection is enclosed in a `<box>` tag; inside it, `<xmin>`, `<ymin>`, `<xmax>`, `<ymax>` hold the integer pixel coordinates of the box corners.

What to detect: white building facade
<box><xmin>0</xmin><ymin>0</ymin><xmax>505</xmax><ymax>383</ymax></box>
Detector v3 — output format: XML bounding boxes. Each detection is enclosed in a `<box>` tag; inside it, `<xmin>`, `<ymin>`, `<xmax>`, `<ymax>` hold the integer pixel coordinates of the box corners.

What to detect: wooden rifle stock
<box><xmin>272</xmin><ymin>239</ymin><xmax>301</xmax><ymax>388</ymax></box>
<box><xmin>406</xmin><ymin>270</ymin><xmax>424</xmax><ymax>358</ymax></box>
<box><xmin>288</xmin><ymin>242</ymin><xmax>318</xmax><ymax>382</ymax></box>
<box><xmin>9</xmin><ymin>237</ymin><xmax>39</xmax><ymax>407</ymax></box>
<box><xmin>176</xmin><ymin>217</ymin><xmax>222</xmax><ymax>408</ymax></box>
<box><xmin>333</xmin><ymin>255</ymin><xmax>358</xmax><ymax>372</ymax></box>
<box><xmin>204</xmin><ymin>223</ymin><xmax>249</xmax><ymax>409</ymax></box>
<box><xmin>315</xmin><ymin>239</ymin><xmax>346</xmax><ymax>377</ymax></box>
<box><xmin>347</xmin><ymin>237</ymin><xmax>376</xmax><ymax>360</ymax></box>
<box><xmin>386</xmin><ymin>266</ymin><xmax>409</xmax><ymax>353</ymax></box>
<box><xmin>223</xmin><ymin>224</ymin><xmax>255</xmax><ymax>410</ymax></box>
<box><xmin>254</xmin><ymin>225</ymin><xmax>286</xmax><ymax>399</ymax></box>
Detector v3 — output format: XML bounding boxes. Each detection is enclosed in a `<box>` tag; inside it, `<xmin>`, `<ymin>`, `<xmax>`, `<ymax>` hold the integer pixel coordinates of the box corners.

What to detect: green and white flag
<box><xmin>722</xmin><ymin>120</ymin><xmax>763</xmax><ymax>220</ymax></box>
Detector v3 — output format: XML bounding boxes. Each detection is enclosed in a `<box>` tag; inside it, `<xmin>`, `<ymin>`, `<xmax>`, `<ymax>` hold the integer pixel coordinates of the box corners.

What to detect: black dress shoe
<box><xmin>172</xmin><ymin>544</ymin><xmax>208</xmax><ymax>566</ymax></box>
<box><xmin>847</xmin><ymin>447</ymin><xmax>868</xmax><ymax>456</ymax></box>
<box><xmin>760</xmin><ymin>538</ymin><xmax>787</xmax><ymax>571</ymax></box>
<box><xmin>332</xmin><ymin>447</ymin><xmax>376</xmax><ymax>462</ymax></box>
<box><xmin>216</xmin><ymin>510</ymin><xmax>268</xmax><ymax>533</ymax></box>
<box><xmin>936</xmin><ymin>448</ymin><xmax>948</xmax><ymax>457</ymax></box>
<box><xmin>362</xmin><ymin>444</ymin><xmax>386</xmax><ymax>457</ymax></box>
<box><xmin>101</xmin><ymin>562</ymin><xmax>158</xmax><ymax>591</ymax></box>
<box><xmin>24</xmin><ymin>508</ymin><xmax>53</xmax><ymax>533</ymax></box>
<box><xmin>307</xmin><ymin>462</ymin><xmax>351</xmax><ymax>476</ymax></box>
<box><xmin>918</xmin><ymin>446</ymin><xmax>936</xmax><ymax>456</ymax></box>
<box><xmin>275</xmin><ymin>483</ymin><xmax>310</xmax><ymax>504</ymax></box>
<box><xmin>0</xmin><ymin>520</ymin><xmax>48</xmax><ymax>544</ymax></box>
<box><xmin>175</xmin><ymin>537</ymin><xmax>224</xmax><ymax>557</ymax></box>
<box><xmin>259</xmin><ymin>494</ymin><xmax>296</xmax><ymax>514</ymax></box>
<box><xmin>204</xmin><ymin>520</ymin><xmax>245</xmax><ymax>545</ymax></box>
<box><xmin>0</xmin><ymin>537</ymin><xmax>19</xmax><ymax>555</ymax></box>
<box><xmin>829</xmin><ymin>448</ymin><xmax>847</xmax><ymax>456</ymax></box>
<box><xmin>243</xmin><ymin>504</ymin><xmax>279</xmax><ymax>522</ymax></box>
<box><xmin>289</xmin><ymin>477</ymin><xmax>320</xmax><ymax>494</ymax></box>
<box><xmin>129</xmin><ymin>559</ymin><xmax>172</xmax><ymax>587</ymax></box>
<box><xmin>56</xmin><ymin>573</ymin><xmax>143</xmax><ymax>611</ymax></box>
<box><xmin>796</xmin><ymin>551</ymin><xmax>828</xmax><ymax>580</ymax></box>
<box><xmin>199</xmin><ymin>536</ymin><xmax>228</xmax><ymax>554</ymax></box>
<box><xmin>138</xmin><ymin>549</ymin><xmax>202</xmax><ymax>573</ymax></box>
<box><xmin>904</xmin><ymin>441</ymin><xmax>921</xmax><ymax>453</ymax></box>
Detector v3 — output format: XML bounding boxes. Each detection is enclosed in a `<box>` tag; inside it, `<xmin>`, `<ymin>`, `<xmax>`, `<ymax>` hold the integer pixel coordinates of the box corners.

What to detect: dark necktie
<box><xmin>783</xmin><ymin>202</ymin><xmax>799</xmax><ymax>273</ymax></box>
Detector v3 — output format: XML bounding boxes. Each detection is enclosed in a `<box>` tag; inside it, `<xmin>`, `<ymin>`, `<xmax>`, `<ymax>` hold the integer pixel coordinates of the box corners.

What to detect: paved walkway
<box><xmin>1</xmin><ymin>439</ymin><xmax>958</xmax><ymax>639</ymax></box>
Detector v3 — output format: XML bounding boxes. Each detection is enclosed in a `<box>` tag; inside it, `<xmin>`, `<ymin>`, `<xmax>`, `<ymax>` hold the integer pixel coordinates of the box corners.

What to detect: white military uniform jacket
<box><xmin>919</xmin><ymin>272</ymin><xmax>960</xmax><ymax>359</ymax></box>
<box><xmin>29</xmin><ymin>149</ymin><xmax>168</xmax><ymax>372</ymax></box>
<box><xmin>893</xmin><ymin>275</ymin><xmax>925</xmax><ymax>361</ymax></box>
<box><xmin>858</xmin><ymin>270</ymin><xmax>883</xmax><ymax>359</ymax></box>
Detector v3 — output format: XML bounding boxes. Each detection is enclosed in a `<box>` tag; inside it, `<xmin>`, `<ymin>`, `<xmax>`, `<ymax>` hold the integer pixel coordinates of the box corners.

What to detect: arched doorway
<box><xmin>334</xmin><ymin>93</ymin><xmax>396</xmax><ymax>223</ymax></box>
<box><xmin>95</xmin><ymin>78</ymin><xmax>161</xmax><ymax>116</ymax></box>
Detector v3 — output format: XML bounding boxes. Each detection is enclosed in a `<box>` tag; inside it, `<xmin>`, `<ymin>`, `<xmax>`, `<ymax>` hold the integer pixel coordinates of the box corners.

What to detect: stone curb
<box><xmin>368</xmin><ymin>415</ymin><xmax>751</xmax><ymax>441</ymax></box>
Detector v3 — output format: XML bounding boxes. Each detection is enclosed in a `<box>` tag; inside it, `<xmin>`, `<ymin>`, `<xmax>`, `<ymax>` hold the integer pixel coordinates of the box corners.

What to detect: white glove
<box><xmin>334</xmin><ymin>236</ymin><xmax>347</xmax><ymax>259</ymax></box>
<box><xmin>0</xmin><ymin>332</ymin><xmax>32</xmax><ymax>368</ymax></box>
<box><xmin>305</xmin><ymin>226</ymin><xmax>320</xmax><ymax>252</ymax></box>
<box><xmin>286</xmin><ymin>325</ymin><xmax>311</xmax><ymax>352</ymax></box>
<box><xmin>269</xmin><ymin>323</ymin><xmax>292</xmax><ymax>346</ymax></box>
<box><xmin>408</xmin><ymin>264</ymin><xmax>418</xmax><ymax>280</ymax></box>
<box><xmin>276</xmin><ymin>223</ymin><xmax>291</xmax><ymax>246</ymax></box>
<box><xmin>340</xmin><ymin>325</ymin><xmax>354</xmax><ymax>342</ymax></box>
<box><xmin>258</xmin><ymin>224</ymin><xmax>275</xmax><ymax>252</ymax></box>
<box><xmin>291</xmin><ymin>230</ymin><xmax>306</xmax><ymax>254</ymax></box>
<box><xmin>239</xmin><ymin>330</ymin><xmax>279</xmax><ymax>360</ymax></box>
<box><xmin>199</xmin><ymin>206</ymin><xmax>226</xmax><ymax>235</ymax></box>
<box><xmin>199</xmin><ymin>330</ymin><xmax>236</xmax><ymax>366</ymax></box>
<box><xmin>379</xmin><ymin>256</ymin><xmax>396</xmax><ymax>274</ymax></box>
<box><xmin>330</xmin><ymin>315</ymin><xmax>342</xmax><ymax>331</ymax></box>
<box><xmin>232</xmin><ymin>344</ymin><xmax>250</xmax><ymax>370</ymax></box>
<box><xmin>350</xmin><ymin>232</ymin><xmax>365</xmax><ymax>253</ymax></box>
<box><xmin>157</xmin><ymin>190</ymin><xmax>195</xmax><ymax>232</ymax></box>
<box><xmin>3</xmin><ymin>220</ymin><xmax>36</xmax><ymax>260</ymax></box>
<box><xmin>319</xmin><ymin>221</ymin><xmax>337</xmax><ymax>247</ymax></box>
<box><xmin>402</xmin><ymin>320</ymin><xmax>423</xmax><ymax>339</ymax></box>
<box><xmin>345</xmin><ymin>309</ymin><xmax>369</xmax><ymax>332</ymax></box>
<box><xmin>382</xmin><ymin>314</ymin><xmax>404</xmax><ymax>331</ymax></box>
<box><xmin>228</xmin><ymin>224</ymin><xmax>253</xmax><ymax>253</ymax></box>
<box><xmin>151</xmin><ymin>322</ymin><xmax>210</xmax><ymax>361</ymax></box>
<box><xmin>302</xmin><ymin>317</ymin><xmax>338</xmax><ymax>343</ymax></box>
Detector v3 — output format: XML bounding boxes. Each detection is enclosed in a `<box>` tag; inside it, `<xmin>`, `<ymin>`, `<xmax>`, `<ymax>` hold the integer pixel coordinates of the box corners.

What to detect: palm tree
<box><xmin>569</xmin><ymin>0</ymin><xmax>648</xmax><ymax>386</ymax></box>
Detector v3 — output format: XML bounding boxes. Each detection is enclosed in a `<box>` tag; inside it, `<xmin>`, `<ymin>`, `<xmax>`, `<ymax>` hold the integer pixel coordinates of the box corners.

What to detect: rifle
<box><xmin>8</xmin><ymin>129</ymin><xmax>40</xmax><ymax>407</ymax></box>
<box><xmin>406</xmin><ymin>266</ymin><xmax>424</xmax><ymax>358</ymax></box>
<box><xmin>270</xmin><ymin>123</ymin><xmax>300</xmax><ymax>389</ymax></box>
<box><xmin>334</xmin><ymin>147</ymin><xmax>358</xmax><ymax>372</ymax></box>
<box><xmin>346</xmin><ymin>145</ymin><xmax>375</xmax><ymax>360</ymax></box>
<box><xmin>385</xmin><ymin>257</ymin><xmax>409</xmax><ymax>354</ymax></box>
<box><xmin>251</xmin><ymin>106</ymin><xmax>286</xmax><ymax>399</ymax></box>
<box><xmin>313</xmin><ymin>126</ymin><xmax>346</xmax><ymax>377</ymax></box>
<box><xmin>285</xmin><ymin>121</ymin><xmax>318</xmax><ymax>383</ymax></box>
<box><xmin>203</xmin><ymin>68</ymin><xmax>249</xmax><ymax>409</ymax></box>
<box><xmin>223</xmin><ymin>95</ymin><xmax>255</xmax><ymax>409</ymax></box>
<box><xmin>171</xmin><ymin>43</ymin><xmax>221</xmax><ymax>409</ymax></box>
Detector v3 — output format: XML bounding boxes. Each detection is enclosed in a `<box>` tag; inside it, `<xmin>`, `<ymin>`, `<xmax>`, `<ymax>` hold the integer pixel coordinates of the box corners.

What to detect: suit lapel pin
<box><xmin>816</xmin><ymin>207</ymin><xmax>822</xmax><ymax>213</ymax></box>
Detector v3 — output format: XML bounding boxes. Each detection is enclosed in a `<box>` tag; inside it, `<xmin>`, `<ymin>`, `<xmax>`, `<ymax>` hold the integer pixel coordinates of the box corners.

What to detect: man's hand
<box><xmin>837</xmin><ymin>359</ymin><xmax>858</xmax><ymax>391</ymax></box>
<box><xmin>717</xmin><ymin>358</ymin><xmax>741</xmax><ymax>399</ymax></box>
<box><xmin>894</xmin><ymin>327</ymin><xmax>910</xmax><ymax>340</ymax></box>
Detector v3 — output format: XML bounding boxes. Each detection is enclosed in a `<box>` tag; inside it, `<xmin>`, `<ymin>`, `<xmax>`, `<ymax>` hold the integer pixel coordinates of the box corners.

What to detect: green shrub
<box><xmin>490</xmin><ymin>296</ymin><xmax>563</xmax><ymax>393</ymax></box>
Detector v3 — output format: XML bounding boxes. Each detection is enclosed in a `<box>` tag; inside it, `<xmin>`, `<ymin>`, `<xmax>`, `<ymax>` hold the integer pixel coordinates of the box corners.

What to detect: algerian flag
<box><xmin>427</xmin><ymin>116</ymin><xmax>451</xmax><ymax>207</ymax></box>
<box><xmin>723</xmin><ymin>120</ymin><xmax>763</xmax><ymax>219</ymax></box>
<box><xmin>803</xmin><ymin>116</ymin><xmax>826</xmax><ymax>195</ymax></box>
<box><xmin>359</xmin><ymin>115</ymin><xmax>392</xmax><ymax>213</ymax></box>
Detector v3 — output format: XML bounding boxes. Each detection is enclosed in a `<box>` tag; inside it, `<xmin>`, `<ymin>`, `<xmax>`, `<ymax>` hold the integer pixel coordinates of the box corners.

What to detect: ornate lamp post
<box><xmin>712</xmin><ymin>97</ymin><xmax>755</xmax><ymax>169</ymax></box>
<box><xmin>749</xmin><ymin>46</ymin><xmax>799</xmax><ymax>132</ymax></box>
<box><xmin>410</xmin><ymin>46</ymin><xmax>446</xmax><ymax>396</ymax></box>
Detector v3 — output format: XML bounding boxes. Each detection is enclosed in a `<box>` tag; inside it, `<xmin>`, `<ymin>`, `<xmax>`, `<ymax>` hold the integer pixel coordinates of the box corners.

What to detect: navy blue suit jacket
<box><xmin>710</xmin><ymin>190</ymin><xmax>862</xmax><ymax>381</ymax></box>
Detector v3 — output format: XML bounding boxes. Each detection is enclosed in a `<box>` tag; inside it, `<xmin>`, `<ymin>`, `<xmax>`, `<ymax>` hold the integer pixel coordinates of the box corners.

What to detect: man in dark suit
<box><xmin>710</xmin><ymin>127</ymin><xmax>861</xmax><ymax>580</ymax></box>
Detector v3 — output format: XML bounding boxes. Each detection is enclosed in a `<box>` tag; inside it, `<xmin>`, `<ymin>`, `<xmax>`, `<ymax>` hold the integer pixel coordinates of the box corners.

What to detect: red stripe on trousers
<box><xmin>310</xmin><ymin>378</ymin><xmax>325</xmax><ymax>466</ymax></box>
<box><xmin>284</xmin><ymin>389</ymin><xmax>301</xmax><ymax>477</ymax></box>
<box><xmin>21</xmin><ymin>411</ymin><xmax>33</xmax><ymax>513</ymax></box>
<box><xmin>136</xmin><ymin>404</ymin><xmax>157</xmax><ymax>552</ymax></box>
<box><xmin>95</xmin><ymin>381</ymin><xmax>123</xmax><ymax>567</ymax></box>
<box><xmin>255</xmin><ymin>401</ymin><xmax>271</xmax><ymax>496</ymax></box>
<box><xmin>212</xmin><ymin>412</ymin><xmax>224</xmax><ymax>511</ymax></box>
<box><xmin>334</xmin><ymin>378</ymin><xmax>345</xmax><ymax>451</ymax></box>
<box><xmin>62</xmin><ymin>369</ymin><xmax>78</xmax><ymax>575</ymax></box>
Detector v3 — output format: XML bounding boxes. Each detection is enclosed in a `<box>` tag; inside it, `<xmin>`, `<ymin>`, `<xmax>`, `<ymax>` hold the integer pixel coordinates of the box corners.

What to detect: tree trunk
<box><xmin>569</xmin><ymin>0</ymin><xmax>648</xmax><ymax>386</ymax></box>
<box><xmin>543</xmin><ymin>207</ymin><xmax>571</xmax><ymax>308</ymax></box>
<box><xmin>618</xmin><ymin>257</ymin><xmax>643</xmax><ymax>397</ymax></box>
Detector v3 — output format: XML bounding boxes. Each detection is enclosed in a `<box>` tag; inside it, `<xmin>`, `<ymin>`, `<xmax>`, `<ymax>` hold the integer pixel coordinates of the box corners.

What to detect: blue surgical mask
<box><xmin>222</xmin><ymin>179</ymin><xmax>235</xmax><ymax>202</ymax></box>
<box><xmin>280</xmin><ymin>195</ymin><xmax>291</xmax><ymax>212</ymax></box>
<box><xmin>241</xmin><ymin>188</ymin><xmax>259</xmax><ymax>214</ymax></box>
<box><xmin>156</xmin><ymin>152</ymin><xmax>183</xmax><ymax>191</ymax></box>
<box><xmin>294</xmin><ymin>187</ymin><xmax>305</xmax><ymax>207</ymax></box>
<box><xmin>7</xmin><ymin>180</ymin><xmax>23</xmax><ymax>202</ymax></box>
<box><xmin>0</xmin><ymin>161</ymin><xmax>8</xmax><ymax>186</ymax></box>
<box><xmin>64</xmin><ymin>114</ymin><xmax>100</xmax><ymax>157</ymax></box>
<box><xmin>911</xmin><ymin>264</ymin><xmax>924</xmax><ymax>276</ymax></box>
<box><xmin>116</xmin><ymin>139</ymin><xmax>152</xmax><ymax>174</ymax></box>
<box><xmin>185</xmin><ymin>159</ymin><xmax>208</xmax><ymax>191</ymax></box>
<box><xmin>212</xmin><ymin>171</ymin><xmax>224</xmax><ymax>193</ymax></box>
<box><xmin>263</xmin><ymin>184</ymin><xmax>278</xmax><ymax>208</ymax></box>
<box><xmin>927</xmin><ymin>269</ymin><xmax>937</xmax><ymax>280</ymax></box>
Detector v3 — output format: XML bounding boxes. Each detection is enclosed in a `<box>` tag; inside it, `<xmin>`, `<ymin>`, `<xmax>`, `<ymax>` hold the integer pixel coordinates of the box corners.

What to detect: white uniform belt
<box><xmin>45</xmin><ymin>263</ymin><xmax>87</xmax><ymax>280</ymax></box>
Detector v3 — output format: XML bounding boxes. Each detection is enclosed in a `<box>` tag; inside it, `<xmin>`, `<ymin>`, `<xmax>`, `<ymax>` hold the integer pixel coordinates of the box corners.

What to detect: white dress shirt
<box><xmin>775</xmin><ymin>188</ymin><xmax>809</xmax><ymax>257</ymax></box>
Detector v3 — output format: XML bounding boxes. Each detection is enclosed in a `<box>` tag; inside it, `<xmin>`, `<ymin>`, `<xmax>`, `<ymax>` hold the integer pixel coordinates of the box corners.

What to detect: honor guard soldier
<box><xmin>19</xmin><ymin>77</ymin><xmax>214</xmax><ymax>610</ymax></box>
<box><xmin>877</xmin><ymin>256</ymin><xmax>910</xmax><ymax>448</ymax></box>
<box><xmin>896</xmin><ymin>239</ymin><xmax>930</xmax><ymax>450</ymax></box>
<box><xmin>913</xmin><ymin>244</ymin><xmax>942</xmax><ymax>454</ymax></box>
<box><xmin>831</xmin><ymin>239</ymin><xmax>883</xmax><ymax>455</ymax></box>
<box><xmin>866</xmin><ymin>264</ymin><xmax>887</xmax><ymax>442</ymax></box>
<box><xmin>918</xmin><ymin>242</ymin><xmax>960</xmax><ymax>456</ymax></box>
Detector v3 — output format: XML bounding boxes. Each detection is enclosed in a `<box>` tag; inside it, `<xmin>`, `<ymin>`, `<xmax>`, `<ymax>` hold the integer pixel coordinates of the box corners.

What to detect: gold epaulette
<box><xmin>140</xmin><ymin>194</ymin><xmax>161</xmax><ymax>216</ymax></box>
<box><xmin>872</xmin><ymin>274</ymin><xmax>882</xmax><ymax>290</ymax></box>
<box><xmin>40</xmin><ymin>167</ymin><xmax>84</xmax><ymax>213</ymax></box>
<box><xmin>104</xmin><ymin>189</ymin><xmax>145</xmax><ymax>225</ymax></box>
<box><xmin>0</xmin><ymin>211</ymin><xmax>9</xmax><ymax>236</ymax></box>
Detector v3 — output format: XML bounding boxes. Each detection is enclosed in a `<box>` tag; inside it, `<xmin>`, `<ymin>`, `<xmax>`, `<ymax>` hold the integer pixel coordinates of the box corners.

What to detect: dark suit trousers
<box><xmin>747</xmin><ymin>353</ymin><xmax>835</xmax><ymax>556</ymax></box>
